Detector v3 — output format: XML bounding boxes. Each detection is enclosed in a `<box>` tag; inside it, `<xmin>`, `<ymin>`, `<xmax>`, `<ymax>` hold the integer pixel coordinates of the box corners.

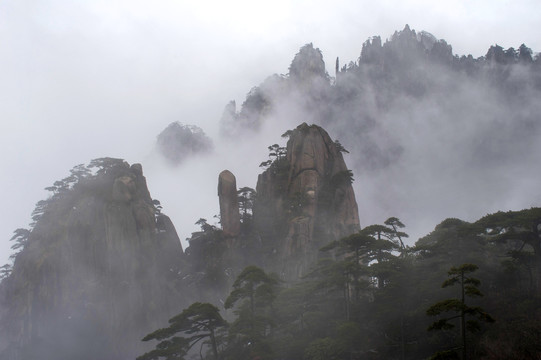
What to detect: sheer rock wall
<box><xmin>254</xmin><ymin>123</ymin><xmax>360</xmax><ymax>278</ymax></box>
<box><xmin>1</xmin><ymin>162</ymin><xmax>184</xmax><ymax>360</ymax></box>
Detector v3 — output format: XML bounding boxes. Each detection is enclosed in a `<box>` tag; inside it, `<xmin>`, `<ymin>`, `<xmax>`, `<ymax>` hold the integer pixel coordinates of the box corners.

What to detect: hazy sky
<box><xmin>1</xmin><ymin>0</ymin><xmax>540</xmax><ymax>265</ymax></box>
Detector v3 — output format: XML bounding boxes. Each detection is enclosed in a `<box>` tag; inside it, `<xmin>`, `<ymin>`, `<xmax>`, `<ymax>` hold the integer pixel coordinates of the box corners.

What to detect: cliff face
<box><xmin>254</xmin><ymin>123</ymin><xmax>360</xmax><ymax>278</ymax></box>
<box><xmin>1</xmin><ymin>160</ymin><xmax>184</xmax><ymax>360</ymax></box>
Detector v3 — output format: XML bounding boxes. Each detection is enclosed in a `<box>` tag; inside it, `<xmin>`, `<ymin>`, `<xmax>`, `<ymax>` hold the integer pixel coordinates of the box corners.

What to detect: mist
<box><xmin>350</xmin><ymin>65</ymin><xmax>541</xmax><ymax>240</ymax></box>
<box><xmin>1</xmin><ymin>0</ymin><xmax>541</xmax><ymax>266</ymax></box>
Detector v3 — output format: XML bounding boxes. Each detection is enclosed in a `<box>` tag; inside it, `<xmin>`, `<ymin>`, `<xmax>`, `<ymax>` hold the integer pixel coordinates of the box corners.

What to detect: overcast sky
<box><xmin>1</xmin><ymin>0</ymin><xmax>540</xmax><ymax>265</ymax></box>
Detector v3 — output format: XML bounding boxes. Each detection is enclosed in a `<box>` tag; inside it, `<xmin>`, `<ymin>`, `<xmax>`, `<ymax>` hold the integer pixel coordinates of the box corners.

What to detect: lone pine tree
<box><xmin>426</xmin><ymin>264</ymin><xmax>494</xmax><ymax>360</ymax></box>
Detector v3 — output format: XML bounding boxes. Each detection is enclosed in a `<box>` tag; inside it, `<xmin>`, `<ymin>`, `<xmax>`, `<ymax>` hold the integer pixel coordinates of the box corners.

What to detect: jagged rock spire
<box><xmin>254</xmin><ymin>123</ymin><xmax>360</xmax><ymax>279</ymax></box>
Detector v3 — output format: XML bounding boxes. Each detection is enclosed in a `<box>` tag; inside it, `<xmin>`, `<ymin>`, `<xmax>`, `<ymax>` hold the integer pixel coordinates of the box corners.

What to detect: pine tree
<box><xmin>138</xmin><ymin>302</ymin><xmax>226</xmax><ymax>360</ymax></box>
<box><xmin>426</xmin><ymin>264</ymin><xmax>494</xmax><ymax>360</ymax></box>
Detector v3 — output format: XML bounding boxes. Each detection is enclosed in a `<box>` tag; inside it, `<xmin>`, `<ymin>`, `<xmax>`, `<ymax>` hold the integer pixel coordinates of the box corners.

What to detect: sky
<box><xmin>1</xmin><ymin>0</ymin><xmax>540</xmax><ymax>265</ymax></box>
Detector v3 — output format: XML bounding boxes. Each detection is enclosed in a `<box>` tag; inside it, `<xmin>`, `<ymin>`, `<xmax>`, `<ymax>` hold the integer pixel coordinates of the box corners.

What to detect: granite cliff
<box><xmin>212</xmin><ymin>123</ymin><xmax>360</xmax><ymax>280</ymax></box>
<box><xmin>254</xmin><ymin>123</ymin><xmax>360</xmax><ymax>278</ymax></box>
<box><xmin>0</xmin><ymin>159</ymin><xmax>184</xmax><ymax>360</ymax></box>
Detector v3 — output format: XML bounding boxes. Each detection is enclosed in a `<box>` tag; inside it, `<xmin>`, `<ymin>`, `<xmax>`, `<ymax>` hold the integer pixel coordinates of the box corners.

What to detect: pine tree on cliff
<box><xmin>138</xmin><ymin>302</ymin><xmax>226</xmax><ymax>360</ymax></box>
<box><xmin>237</xmin><ymin>187</ymin><xmax>256</xmax><ymax>223</ymax></box>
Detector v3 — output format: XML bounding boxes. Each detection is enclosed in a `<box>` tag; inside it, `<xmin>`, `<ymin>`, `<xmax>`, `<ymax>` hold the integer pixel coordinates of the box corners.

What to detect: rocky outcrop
<box><xmin>286</xmin><ymin>124</ymin><xmax>360</xmax><ymax>240</ymax></box>
<box><xmin>218</xmin><ymin>170</ymin><xmax>241</xmax><ymax>238</ymax></box>
<box><xmin>0</xmin><ymin>160</ymin><xmax>185</xmax><ymax>360</ymax></box>
<box><xmin>254</xmin><ymin>123</ymin><xmax>360</xmax><ymax>278</ymax></box>
<box><xmin>289</xmin><ymin>43</ymin><xmax>327</xmax><ymax>83</ymax></box>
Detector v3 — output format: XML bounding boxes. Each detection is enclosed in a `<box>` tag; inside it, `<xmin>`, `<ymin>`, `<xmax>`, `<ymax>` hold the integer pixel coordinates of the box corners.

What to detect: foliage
<box><xmin>321</xmin><ymin>218</ymin><xmax>407</xmax><ymax>291</ymax></box>
<box><xmin>334</xmin><ymin>140</ymin><xmax>349</xmax><ymax>153</ymax></box>
<box><xmin>426</xmin><ymin>264</ymin><xmax>494</xmax><ymax>360</ymax></box>
<box><xmin>384</xmin><ymin>217</ymin><xmax>409</xmax><ymax>250</ymax></box>
<box><xmin>88</xmin><ymin>157</ymin><xmax>128</xmax><ymax>175</ymax></box>
<box><xmin>304</xmin><ymin>337</ymin><xmax>342</xmax><ymax>360</ymax></box>
<box><xmin>9</xmin><ymin>228</ymin><xmax>30</xmax><ymax>252</ymax></box>
<box><xmin>474</xmin><ymin>208</ymin><xmax>541</xmax><ymax>297</ymax></box>
<box><xmin>0</xmin><ymin>263</ymin><xmax>12</xmax><ymax>280</ymax></box>
<box><xmin>224</xmin><ymin>266</ymin><xmax>278</xmax><ymax>318</ymax></box>
<box><xmin>259</xmin><ymin>143</ymin><xmax>287</xmax><ymax>169</ymax></box>
<box><xmin>224</xmin><ymin>266</ymin><xmax>279</xmax><ymax>360</ymax></box>
<box><xmin>184</xmin><ymin>219</ymin><xmax>227</xmax><ymax>291</ymax></box>
<box><xmin>237</xmin><ymin>187</ymin><xmax>256</xmax><ymax>223</ymax></box>
<box><xmin>195</xmin><ymin>218</ymin><xmax>216</xmax><ymax>233</ymax></box>
<box><xmin>138</xmin><ymin>302</ymin><xmax>226</xmax><ymax>360</ymax></box>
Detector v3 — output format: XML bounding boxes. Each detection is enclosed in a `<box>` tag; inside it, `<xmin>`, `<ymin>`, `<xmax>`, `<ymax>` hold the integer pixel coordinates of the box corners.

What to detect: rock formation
<box><xmin>289</xmin><ymin>43</ymin><xmax>327</xmax><ymax>83</ymax></box>
<box><xmin>218</xmin><ymin>170</ymin><xmax>241</xmax><ymax>238</ymax></box>
<box><xmin>0</xmin><ymin>160</ymin><xmax>185</xmax><ymax>360</ymax></box>
<box><xmin>254</xmin><ymin>123</ymin><xmax>360</xmax><ymax>278</ymax></box>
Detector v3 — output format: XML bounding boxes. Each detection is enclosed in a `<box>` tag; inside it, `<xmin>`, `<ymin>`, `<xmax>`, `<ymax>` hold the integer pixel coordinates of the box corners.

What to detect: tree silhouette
<box><xmin>237</xmin><ymin>187</ymin><xmax>256</xmax><ymax>222</ymax></box>
<box><xmin>9</xmin><ymin>228</ymin><xmax>30</xmax><ymax>251</ymax></box>
<box><xmin>334</xmin><ymin>139</ymin><xmax>349</xmax><ymax>153</ymax></box>
<box><xmin>426</xmin><ymin>264</ymin><xmax>494</xmax><ymax>360</ymax></box>
<box><xmin>224</xmin><ymin>266</ymin><xmax>278</xmax><ymax>359</ymax></box>
<box><xmin>0</xmin><ymin>263</ymin><xmax>12</xmax><ymax>280</ymax></box>
<box><xmin>138</xmin><ymin>302</ymin><xmax>226</xmax><ymax>360</ymax></box>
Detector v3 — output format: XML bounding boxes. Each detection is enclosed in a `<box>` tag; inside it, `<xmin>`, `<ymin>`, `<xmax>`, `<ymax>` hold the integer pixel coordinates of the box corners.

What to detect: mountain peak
<box><xmin>288</xmin><ymin>43</ymin><xmax>327</xmax><ymax>82</ymax></box>
<box><xmin>254</xmin><ymin>123</ymin><xmax>360</xmax><ymax>279</ymax></box>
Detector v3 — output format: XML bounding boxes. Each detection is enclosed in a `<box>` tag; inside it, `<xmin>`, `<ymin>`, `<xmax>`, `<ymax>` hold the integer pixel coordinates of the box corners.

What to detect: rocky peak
<box><xmin>360</xmin><ymin>36</ymin><xmax>383</xmax><ymax>65</ymax></box>
<box><xmin>254</xmin><ymin>123</ymin><xmax>360</xmax><ymax>278</ymax></box>
<box><xmin>1</xmin><ymin>160</ymin><xmax>184</xmax><ymax>359</ymax></box>
<box><xmin>391</xmin><ymin>24</ymin><xmax>418</xmax><ymax>43</ymax></box>
<box><xmin>416</xmin><ymin>30</ymin><xmax>438</xmax><ymax>51</ymax></box>
<box><xmin>288</xmin><ymin>43</ymin><xmax>327</xmax><ymax>83</ymax></box>
<box><xmin>284</xmin><ymin>123</ymin><xmax>360</xmax><ymax>238</ymax></box>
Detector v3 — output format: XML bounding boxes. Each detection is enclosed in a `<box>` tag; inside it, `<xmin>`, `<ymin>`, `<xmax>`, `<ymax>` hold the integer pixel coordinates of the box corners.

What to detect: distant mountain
<box><xmin>221</xmin><ymin>24</ymin><xmax>541</xmax><ymax>171</ymax></box>
<box><xmin>156</xmin><ymin>122</ymin><xmax>213</xmax><ymax>165</ymax></box>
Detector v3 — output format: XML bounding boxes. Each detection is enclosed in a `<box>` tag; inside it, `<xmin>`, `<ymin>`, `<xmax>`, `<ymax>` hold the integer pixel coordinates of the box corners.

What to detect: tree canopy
<box><xmin>138</xmin><ymin>302</ymin><xmax>226</xmax><ymax>360</ymax></box>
